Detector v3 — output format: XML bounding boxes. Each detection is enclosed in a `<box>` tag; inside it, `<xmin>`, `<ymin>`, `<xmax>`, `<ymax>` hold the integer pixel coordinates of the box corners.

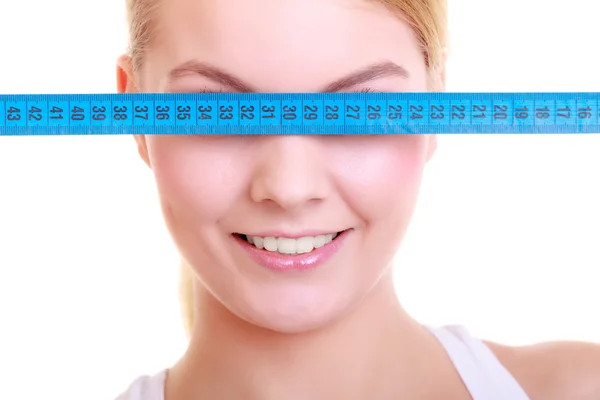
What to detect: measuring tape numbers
<box><xmin>0</xmin><ymin>92</ymin><xmax>598</xmax><ymax>136</ymax></box>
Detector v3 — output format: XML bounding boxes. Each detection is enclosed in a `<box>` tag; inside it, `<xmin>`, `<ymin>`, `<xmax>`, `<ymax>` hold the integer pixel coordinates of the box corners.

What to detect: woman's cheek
<box><xmin>147</xmin><ymin>138</ymin><xmax>245</xmax><ymax>224</ymax></box>
<box><xmin>332</xmin><ymin>138</ymin><xmax>426</xmax><ymax>217</ymax></box>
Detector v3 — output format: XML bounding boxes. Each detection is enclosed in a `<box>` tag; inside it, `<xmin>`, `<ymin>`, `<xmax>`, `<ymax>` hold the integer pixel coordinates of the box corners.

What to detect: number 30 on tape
<box><xmin>0</xmin><ymin>92</ymin><xmax>598</xmax><ymax>135</ymax></box>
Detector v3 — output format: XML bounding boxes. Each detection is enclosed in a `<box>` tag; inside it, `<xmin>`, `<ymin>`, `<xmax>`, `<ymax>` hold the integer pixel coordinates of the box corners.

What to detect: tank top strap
<box><xmin>428</xmin><ymin>325</ymin><xmax>530</xmax><ymax>400</ymax></box>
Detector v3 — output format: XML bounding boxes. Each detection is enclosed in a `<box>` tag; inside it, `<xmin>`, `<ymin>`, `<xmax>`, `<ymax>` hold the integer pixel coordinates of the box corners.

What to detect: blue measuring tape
<box><xmin>0</xmin><ymin>92</ymin><xmax>598</xmax><ymax>136</ymax></box>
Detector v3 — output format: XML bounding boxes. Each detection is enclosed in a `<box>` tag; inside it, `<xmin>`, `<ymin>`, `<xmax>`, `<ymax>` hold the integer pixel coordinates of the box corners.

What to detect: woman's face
<box><xmin>125</xmin><ymin>0</ymin><xmax>440</xmax><ymax>333</ymax></box>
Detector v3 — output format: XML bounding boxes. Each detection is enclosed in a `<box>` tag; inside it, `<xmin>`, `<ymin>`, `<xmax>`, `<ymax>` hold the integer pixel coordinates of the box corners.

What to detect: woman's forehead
<box><xmin>144</xmin><ymin>0</ymin><xmax>428</xmax><ymax>91</ymax></box>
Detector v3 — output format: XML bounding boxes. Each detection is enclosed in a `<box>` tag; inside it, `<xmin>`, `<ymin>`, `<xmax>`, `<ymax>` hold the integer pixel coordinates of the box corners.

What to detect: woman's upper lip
<box><xmin>238</xmin><ymin>229</ymin><xmax>347</xmax><ymax>238</ymax></box>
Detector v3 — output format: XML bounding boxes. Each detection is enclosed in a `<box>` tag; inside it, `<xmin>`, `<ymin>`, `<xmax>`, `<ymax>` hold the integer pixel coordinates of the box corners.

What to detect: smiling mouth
<box><xmin>233</xmin><ymin>231</ymin><xmax>345</xmax><ymax>256</ymax></box>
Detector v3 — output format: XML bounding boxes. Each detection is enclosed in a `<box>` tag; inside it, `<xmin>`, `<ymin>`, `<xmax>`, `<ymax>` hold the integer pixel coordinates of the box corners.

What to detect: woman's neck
<box><xmin>166</xmin><ymin>275</ymin><xmax>450</xmax><ymax>400</ymax></box>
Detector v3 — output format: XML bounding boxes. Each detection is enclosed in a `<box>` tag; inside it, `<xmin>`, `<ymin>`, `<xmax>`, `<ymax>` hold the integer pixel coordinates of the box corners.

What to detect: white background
<box><xmin>0</xmin><ymin>1</ymin><xmax>599</xmax><ymax>399</ymax></box>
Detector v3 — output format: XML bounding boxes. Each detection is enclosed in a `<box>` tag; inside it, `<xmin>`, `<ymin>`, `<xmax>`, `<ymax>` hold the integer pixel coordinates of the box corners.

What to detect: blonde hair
<box><xmin>124</xmin><ymin>0</ymin><xmax>448</xmax><ymax>336</ymax></box>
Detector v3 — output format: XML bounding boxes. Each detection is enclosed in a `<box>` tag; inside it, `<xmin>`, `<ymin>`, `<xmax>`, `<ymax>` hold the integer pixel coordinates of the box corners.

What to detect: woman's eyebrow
<box><xmin>167</xmin><ymin>60</ymin><xmax>409</xmax><ymax>93</ymax></box>
<box><xmin>321</xmin><ymin>62</ymin><xmax>410</xmax><ymax>92</ymax></box>
<box><xmin>168</xmin><ymin>60</ymin><xmax>255</xmax><ymax>92</ymax></box>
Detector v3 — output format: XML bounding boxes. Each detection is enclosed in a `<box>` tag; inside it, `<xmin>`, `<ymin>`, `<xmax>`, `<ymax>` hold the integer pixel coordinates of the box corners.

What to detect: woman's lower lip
<box><xmin>233</xmin><ymin>230</ymin><xmax>350</xmax><ymax>272</ymax></box>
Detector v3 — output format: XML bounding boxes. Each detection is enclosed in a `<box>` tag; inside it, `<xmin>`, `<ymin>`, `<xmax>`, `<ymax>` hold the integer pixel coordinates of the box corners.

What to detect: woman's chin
<box><xmin>229</xmin><ymin>289</ymin><xmax>349</xmax><ymax>335</ymax></box>
<box><xmin>244</xmin><ymin>312</ymin><xmax>338</xmax><ymax>335</ymax></box>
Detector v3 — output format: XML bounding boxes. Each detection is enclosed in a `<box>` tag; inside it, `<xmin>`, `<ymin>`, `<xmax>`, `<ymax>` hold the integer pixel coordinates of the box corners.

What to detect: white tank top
<box><xmin>114</xmin><ymin>325</ymin><xmax>530</xmax><ymax>400</ymax></box>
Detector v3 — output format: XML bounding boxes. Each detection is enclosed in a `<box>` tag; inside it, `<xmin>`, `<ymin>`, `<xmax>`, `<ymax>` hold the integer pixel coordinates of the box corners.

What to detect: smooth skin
<box><xmin>116</xmin><ymin>0</ymin><xmax>600</xmax><ymax>398</ymax></box>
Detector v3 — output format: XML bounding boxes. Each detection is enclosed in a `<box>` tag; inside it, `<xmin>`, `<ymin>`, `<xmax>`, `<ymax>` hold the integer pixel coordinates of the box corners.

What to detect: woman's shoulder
<box><xmin>486</xmin><ymin>339</ymin><xmax>600</xmax><ymax>400</ymax></box>
<box><xmin>113</xmin><ymin>369</ymin><xmax>167</xmax><ymax>400</ymax></box>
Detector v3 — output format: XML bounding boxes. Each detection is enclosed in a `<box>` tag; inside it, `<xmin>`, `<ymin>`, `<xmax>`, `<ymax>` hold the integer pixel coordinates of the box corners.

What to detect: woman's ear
<box><xmin>430</xmin><ymin>48</ymin><xmax>448</xmax><ymax>92</ymax></box>
<box><xmin>133</xmin><ymin>131</ymin><xmax>151</xmax><ymax>168</ymax></box>
<box><xmin>116</xmin><ymin>55</ymin><xmax>151</xmax><ymax>167</ymax></box>
<box><xmin>116</xmin><ymin>54</ymin><xmax>137</xmax><ymax>94</ymax></box>
<box><xmin>439</xmin><ymin>49</ymin><xmax>447</xmax><ymax>91</ymax></box>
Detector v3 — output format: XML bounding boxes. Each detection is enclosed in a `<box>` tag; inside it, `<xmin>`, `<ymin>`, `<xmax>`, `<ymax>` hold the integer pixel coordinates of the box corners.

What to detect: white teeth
<box><xmin>296</xmin><ymin>236</ymin><xmax>314</xmax><ymax>254</ymax></box>
<box><xmin>263</xmin><ymin>237</ymin><xmax>277</xmax><ymax>251</ymax></box>
<box><xmin>277</xmin><ymin>237</ymin><xmax>297</xmax><ymax>254</ymax></box>
<box><xmin>313</xmin><ymin>235</ymin><xmax>326</xmax><ymax>248</ymax></box>
<box><xmin>252</xmin><ymin>236</ymin><xmax>264</xmax><ymax>249</ymax></box>
<box><xmin>245</xmin><ymin>233</ymin><xmax>340</xmax><ymax>255</ymax></box>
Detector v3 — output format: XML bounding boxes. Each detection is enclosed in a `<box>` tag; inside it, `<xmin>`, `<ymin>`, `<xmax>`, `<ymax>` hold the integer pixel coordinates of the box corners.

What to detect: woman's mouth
<box><xmin>235</xmin><ymin>232</ymin><xmax>342</xmax><ymax>256</ymax></box>
<box><xmin>232</xmin><ymin>230</ymin><xmax>350</xmax><ymax>272</ymax></box>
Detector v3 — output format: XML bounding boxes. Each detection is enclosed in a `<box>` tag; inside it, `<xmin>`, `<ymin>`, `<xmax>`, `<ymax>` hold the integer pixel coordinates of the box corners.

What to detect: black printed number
<box><xmin>7</xmin><ymin>106</ymin><xmax>21</xmax><ymax>121</ymax></box>
<box><xmin>535</xmin><ymin>106</ymin><xmax>550</xmax><ymax>120</ymax></box>
<box><xmin>430</xmin><ymin>105</ymin><xmax>444</xmax><ymax>120</ymax></box>
<box><xmin>49</xmin><ymin>106</ymin><xmax>64</xmax><ymax>120</ymax></box>
<box><xmin>473</xmin><ymin>105</ymin><xmax>486</xmax><ymax>119</ymax></box>
<box><xmin>452</xmin><ymin>105</ymin><xmax>465</xmax><ymax>120</ymax></box>
<box><xmin>578</xmin><ymin>106</ymin><xmax>592</xmax><ymax>119</ymax></box>
<box><xmin>113</xmin><ymin>106</ymin><xmax>128</xmax><ymax>121</ymax></box>
<box><xmin>241</xmin><ymin>105</ymin><xmax>254</xmax><ymax>120</ymax></box>
<box><xmin>346</xmin><ymin>105</ymin><xmax>361</xmax><ymax>120</ymax></box>
<box><xmin>156</xmin><ymin>105</ymin><xmax>170</xmax><ymax>121</ymax></box>
<box><xmin>325</xmin><ymin>105</ymin><xmax>339</xmax><ymax>120</ymax></box>
<box><xmin>198</xmin><ymin>105</ymin><xmax>212</xmax><ymax>120</ymax></box>
<box><xmin>261</xmin><ymin>105</ymin><xmax>276</xmax><ymax>119</ymax></box>
<box><xmin>304</xmin><ymin>105</ymin><xmax>318</xmax><ymax>120</ymax></box>
<box><xmin>388</xmin><ymin>105</ymin><xmax>402</xmax><ymax>120</ymax></box>
<box><xmin>28</xmin><ymin>106</ymin><xmax>42</xmax><ymax>121</ymax></box>
<box><xmin>220</xmin><ymin>105</ymin><xmax>234</xmax><ymax>120</ymax></box>
<box><xmin>410</xmin><ymin>105</ymin><xmax>423</xmax><ymax>120</ymax></box>
<box><xmin>71</xmin><ymin>106</ymin><xmax>85</xmax><ymax>121</ymax></box>
<box><xmin>283</xmin><ymin>105</ymin><xmax>297</xmax><ymax>120</ymax></box>
<box><xmin>177</xmin><ymin>105</ymin><xmax>192</xmax><ymax>120</ymax></box>
<box><xmin>493</xmin><ymin>105</ymin><xmax>508</xmax><ymax>120</ymax></box>
<box><xmin>367</xmin><ymin>105</ymin><xmax>381</xmax><ymax>120</ymax></box>
<box><xmin>557</xmin><ymin>106</ymin><xmax>571</xmax><ymax>119</ymax></box>
<box><xmin>92</xmin><ymin>106</ymin><xmax>107</xmax><ymax>121</ymax></box>
<box><xmin>515</xmin><ymin>106</ymin><xmax>529</xmax><ymax>120</ymax></box>
<box><xmin>135</xmin><ymin>105</ymin><xmax>149</xmax><ymax>120</ymax></box>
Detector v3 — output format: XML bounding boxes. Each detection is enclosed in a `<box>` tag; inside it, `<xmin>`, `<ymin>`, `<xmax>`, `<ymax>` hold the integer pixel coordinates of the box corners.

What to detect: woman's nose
<box><xmin>249</xmin><ymin>136</ymin><xmax>330</xmax><ymax>211</ymax></box>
